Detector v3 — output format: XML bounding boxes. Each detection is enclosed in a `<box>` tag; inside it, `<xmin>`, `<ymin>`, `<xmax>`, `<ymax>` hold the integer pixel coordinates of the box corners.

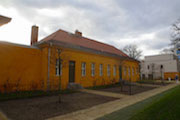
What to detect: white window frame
<box><xmin>56</xmin><ymin>59</ymin><xmax>62</xmax><ymax>76</ymax></box>
<box><xmin>128</xmin><ymin>67</ymin><xmax>131</xmax><ymax>77</ymax></box>
<box><xmin>99</xmin><ymin>64</ymin><xmax>103</xmax><ymax>76</ymax></box>
<box><xmin>81</xmin><ymin>62</ymin><xmax>86</xmax><ymax>76</ymax></box>
<box><xmin>107</xmin><ymin>65</ymin><xmax>110</xmax><ymax>76</ymax></box>
<box><xmin>113</xmin><ymin>65</ymin><xmax>116</xmax><ymax>76</ymax></box>
<box><xmin>91</xmin><ymin>63</ymin><xmax>95</xmax><ymax>76</ymax></box>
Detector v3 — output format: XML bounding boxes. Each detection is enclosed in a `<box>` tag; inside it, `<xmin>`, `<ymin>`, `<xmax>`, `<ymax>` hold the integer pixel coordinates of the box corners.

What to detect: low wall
<box><xmin>0</xmin><ymin>42</ymin><xmax>44</xmax><ymax>92</ymax></box>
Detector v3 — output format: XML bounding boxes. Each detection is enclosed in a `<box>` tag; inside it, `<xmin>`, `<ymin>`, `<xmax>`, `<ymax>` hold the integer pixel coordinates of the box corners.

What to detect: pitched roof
<box><xmin>40</xmin><ymin>29</ymin><xmax>128</xmax><ymax>57</ymax></box>
<box><xmin>0</xmin><ymin>15</ymin><xmax>11</xmax><ymax>26</ymax></box>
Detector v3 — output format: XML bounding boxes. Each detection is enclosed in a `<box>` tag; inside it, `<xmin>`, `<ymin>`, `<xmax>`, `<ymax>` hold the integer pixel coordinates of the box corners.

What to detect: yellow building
<box><xmin>0</xmin><ymin>26</ymin><xmax>139</xmax><ymax>92</ymax></box>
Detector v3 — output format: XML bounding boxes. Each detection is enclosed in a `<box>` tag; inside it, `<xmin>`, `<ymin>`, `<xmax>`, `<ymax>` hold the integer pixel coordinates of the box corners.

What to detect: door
<box><xmin>119</xmin><ymin>65</ymin><xmax>122</xmax><ymax>81</ymax></box>
<box><xmin>69</xmin><ymin>61</ymin><xmax>75</xmax><ymax>83</ymax></box>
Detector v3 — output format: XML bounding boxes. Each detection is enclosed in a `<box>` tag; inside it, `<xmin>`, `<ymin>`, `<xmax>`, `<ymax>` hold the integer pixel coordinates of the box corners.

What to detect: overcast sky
<box><xmin>0</xmin><ymin>0</ymin><xmax>180</xmax><ymax>58</ymax></box>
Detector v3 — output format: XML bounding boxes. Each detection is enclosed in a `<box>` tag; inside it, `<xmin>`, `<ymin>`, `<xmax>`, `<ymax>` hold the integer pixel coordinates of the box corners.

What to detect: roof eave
<box><xmin>36</xmin><ymin>40</ymin><xmax>138</xmax><ymax>62</ymax></box>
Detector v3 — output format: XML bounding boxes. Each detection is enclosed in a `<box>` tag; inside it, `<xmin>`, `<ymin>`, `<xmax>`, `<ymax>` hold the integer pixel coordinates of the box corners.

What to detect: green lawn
<box><xmin>97</xmin><ymin>85</ymin><xmax>180</xmax><ymax>120</ymax></box>
<box><xmin>130</xmin><ymin>85</ymin><xmax>180</xmax><ymax>120</ymax></box>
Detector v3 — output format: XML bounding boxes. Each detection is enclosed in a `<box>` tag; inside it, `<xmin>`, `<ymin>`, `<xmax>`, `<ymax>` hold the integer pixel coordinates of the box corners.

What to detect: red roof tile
<box><xmin>40</xmin><ymin>29</ymin><xmax>128</xmax><ymax>57</ymax></box>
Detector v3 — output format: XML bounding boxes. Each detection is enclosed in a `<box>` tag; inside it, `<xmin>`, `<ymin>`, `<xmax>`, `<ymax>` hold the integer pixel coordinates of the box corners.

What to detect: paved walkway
<box><xmin>0</xmin><ymin>111</ymin><xmax>8</xmax><ymax>120</ymax></box>
<box><xmin>47</xmin><ymin>82</ymin><xmax>179</xmax><ymax>120</ymax></box>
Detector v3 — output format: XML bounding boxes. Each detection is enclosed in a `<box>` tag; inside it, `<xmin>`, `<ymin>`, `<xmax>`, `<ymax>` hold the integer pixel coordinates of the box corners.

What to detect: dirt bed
<box><xmin>0</xmin><ymin>92</ymin><xmax>118</xmax><ymax>120</ymax></box>
<box><xmin>99</xmin><ymin>85</ymin><xmax>156</xmax><ymax>95</ymax></box>
<box><xmin>139</xmin><ymin>82</ymin><xmax>171</xmax><ymax>86</ymax></box>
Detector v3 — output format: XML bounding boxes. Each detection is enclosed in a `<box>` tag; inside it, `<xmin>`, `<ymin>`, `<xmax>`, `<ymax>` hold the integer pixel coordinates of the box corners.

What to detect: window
<box><xmin>136</xmin><ymin>67</ymin><xmax>139</xmax><ymax>74</ymax></box>
<box><xmin>124</xmin><ymin>66</ymin><xmax>127</xmax><ymax>76</ymax></box>
<box><xmin>113</xmin><ymin>65</ymin><xmax>116</xmax><ymax>76</ymax></box>
<box><xmin>128</xmin><ymin>67</ymin><xmax>131</xmax><ymax>76</ymax></box>
<box><xmin>132</xmin><ymin>67</ymin><xmax>134</xmax><ymax>76</ymax></box>
<box><xmin>160</xmin><ymin>65</ymin><xmax>163</xmax><ymax>69</ymax></box>
<box><xmin>147</xmin><ymin>65</ymin><xmax>150</xmax><ymax>69</ymax></box>
<box><xmin>107</xmin><ymin>65</ymin><xmax>110</xmax><ymax>76</ymax></box>
<box><xmin>81</xmin><ymin>62</ymin><xmax>86</xmax><ymax>76</ymax></box>
<box><xmin>99</xmin><ymin>64</ymin><xmax>103</xmax><ymax>76</ymax></box>
<box><xmin>55</xmin><ymin>58</ymin><xmax>62</xmax><ymax>76</ymax></box>
<box><xmin>91</xmin><ymin>63</ymin><xmax>95</xmax><ymax>76</ymax></box>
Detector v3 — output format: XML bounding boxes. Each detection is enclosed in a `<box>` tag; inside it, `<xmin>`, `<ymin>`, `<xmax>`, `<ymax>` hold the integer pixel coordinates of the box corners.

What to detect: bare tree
<box><xmin>170</xmin><ymin>19</ymin><xmax>180</xmax><ymax>46</ymax></box>
<box><xmin>160</xmin><ymin>48</ymin><xmax>174</xmax><ymax>54</ymax></box>
<box><xmin>123</xmin><ymin>44</ymin><xmax>142</xmax><ymax>60</ymax></box>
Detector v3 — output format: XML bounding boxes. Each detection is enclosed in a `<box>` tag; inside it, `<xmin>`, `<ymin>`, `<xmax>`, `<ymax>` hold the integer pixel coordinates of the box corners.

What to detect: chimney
<box><xmin>75</xmin><ymin>30</ymin><xmax>82</xmax><ymax>37</ymax></box>
<box><xmin>31</xmin><ymin>25</ymin><xmax>38</xmax><ymax>45</ymax></box>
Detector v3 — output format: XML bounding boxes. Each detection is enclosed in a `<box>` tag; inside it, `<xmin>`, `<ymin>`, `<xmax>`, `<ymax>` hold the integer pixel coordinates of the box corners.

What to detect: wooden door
<box><xmin>69</xmin><ymin>61</ymin><xmax>75</xmax><ymax>83</ymax></box>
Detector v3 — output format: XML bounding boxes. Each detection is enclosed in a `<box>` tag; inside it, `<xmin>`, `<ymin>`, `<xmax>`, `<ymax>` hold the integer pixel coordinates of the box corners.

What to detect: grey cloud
<box><xmin>116</xmin><ymin>0</ymin><xmax>180</xmax><ymax>32</ymax></box>
<box><xmin>1</xmin><ymin>0</ymin><xmax>180</xmax><ymax>56</ymax></box>
<box><xmin>136</xmin><ymin>28</ymin><xmax>171</xmax><ymax>51</ymax></box>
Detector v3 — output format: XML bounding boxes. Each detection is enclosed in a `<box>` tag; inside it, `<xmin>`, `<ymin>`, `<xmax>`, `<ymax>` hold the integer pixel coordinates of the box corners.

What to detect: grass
<box><xmin>130</xmin><ymin>85</ymin><xmax>180</xmax><ymax>120</ymax></box>
<box><xmin>96</xmin><ymin>85</ymin><xmax>180</xmax><ymax>120</ymax></box>
<box><xmin>0</xmin><ymin>89</ymin><xmax>76</xmax><ymax>101</ymax></box>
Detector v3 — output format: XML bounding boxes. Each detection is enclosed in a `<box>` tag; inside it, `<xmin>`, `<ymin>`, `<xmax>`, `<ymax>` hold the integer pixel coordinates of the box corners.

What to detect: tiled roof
<box><xmin>0</xmin><ymin>15</ymin><xmax>11</xmax><ymax>26</ymax></box>
<box><xmin>40</xmin><ymin>29</ymin><xmax>128</xmax><ymax>57</ymax></box>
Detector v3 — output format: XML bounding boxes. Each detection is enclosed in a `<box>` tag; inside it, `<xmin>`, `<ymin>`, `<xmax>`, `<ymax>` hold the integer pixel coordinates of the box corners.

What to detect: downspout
<box><xmin>47</xmin><ymin>42</ymin><xmax>52</xmax><ymax>91</ymax></box>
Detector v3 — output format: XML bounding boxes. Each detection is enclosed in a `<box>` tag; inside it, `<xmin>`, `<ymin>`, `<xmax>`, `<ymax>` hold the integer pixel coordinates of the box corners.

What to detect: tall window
<box><xmin>99</xmin><ymin>64</ymin><xmax>103</xmax><ymax>76</ymax></box>
<box><xmin>132</xmin><ymin>67</ymin><xmax>134</xmax><ymax>76</ymax></box>
<box><xmin>81</xmin><ymin>62</ymin><xmax>86</xmax><ymax>76</ymax></box>
<box><xmin>128</xmin><ymin>67</ymin><xmax>131</xmax><ymax>77</ymax></box>
<box><xmin>91</xmin><ymin>63</ymin><xmax>95</xmax><ymax>76</ymax></box>
<box><xmin>113</xmin><ymin>65</ymin><xmax>116</xmax><ymax>76</ymax></box>
<box><xmin>107</xmin><ymin>65</ymin><xmax>110</xmax><ymax>76</ymax></box>
<box><xmin>136</xmin><ymin>67</ymin><xmax>139</xmax><ymax>74</ymax></box>
<box><xmin>124</xmin><ymin>66</ymin><xmax>127</xmax><ymax>76</ymax></box>
<box><xmin>55</xmin><ymin>58</ymin><xmax>62</xmax><ymax>76</ymax></box>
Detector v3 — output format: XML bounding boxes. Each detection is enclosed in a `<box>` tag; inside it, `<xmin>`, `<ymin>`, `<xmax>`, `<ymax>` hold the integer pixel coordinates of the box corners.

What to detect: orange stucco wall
<box><xmin>0</xmin><ymin>42</ymin><xmax>139</xmax><ymax>92</ymax></box>
<box><xmin>164</xmin><ymin>72</ymin><xmax>180</xmax><ymax>80</ymax></box>
<box><xmin>48</xmin><ymin>46</ymin><xmax>140</xmax><ymax>90</ymax></box>
<box><xmin>0</xmin><ymin>42</ymin><xmax>48</xmax><ymax>92</ymax></box>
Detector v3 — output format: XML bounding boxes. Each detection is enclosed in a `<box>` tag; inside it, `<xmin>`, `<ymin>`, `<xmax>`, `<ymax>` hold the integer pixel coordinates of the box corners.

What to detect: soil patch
<box><xmin>0</xmin><ymin>92</ymin><xmax>118</xmax><ymax>120</ymax></box>
<box><xmin>139</xmin><ymin>81</ymin><xmax>171</xmax><ymax>86</ymax></box>
<box><xmin>99</xmin><ymin>84</ymin><xmax>156</xmax><ymax>95</ymax></box>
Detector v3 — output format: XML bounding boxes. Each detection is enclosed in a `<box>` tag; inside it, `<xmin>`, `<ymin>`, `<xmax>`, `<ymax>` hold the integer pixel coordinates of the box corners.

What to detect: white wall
<box><xmin>141</xmin><ymin>54</ymin><xmax>178</xmax><ymax>79</ymax></box>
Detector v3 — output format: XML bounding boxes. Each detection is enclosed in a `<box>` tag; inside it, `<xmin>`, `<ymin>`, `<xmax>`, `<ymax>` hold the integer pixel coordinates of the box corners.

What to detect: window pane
<box><xmin>128</xmin><ymin>67</ymin><xmax>131</xmax><ymax>76</ymax></box>
<box><xmin>124</xmin><ymin>66</ymin><xmax>126</xmax><ymax>76</ymax></box>
<box><xmin>107</xmin><ymin>65</ymin><xmax>110</xmax><ymax>76</ymax></box>
<box><xmin>113</xmin><ymin>65</ymin><xmax>116</xmax><ymax>76</ymax></box>
<box><xmin>91</xmin><ymin>63</ymin><xmax>95</xmax><ymax>76</ymax></box>
<box><xmin>100</xmin><ymin>64</ymin><xmax>103</xmax><ymax>76</ymax></box>
<box><xmin>56</xmin><ymin>59</ymin><xmax>62</xmax><ymax>76</ymax></box>
<box><xmin>132</xmin><ymin>67</ymin><xmax>134</xmax><ymax>76</ymax></box>
<box><xmin>82</xmin><ymin>62</ymin><xmax>86</xmax><ymax>76</ymax></box>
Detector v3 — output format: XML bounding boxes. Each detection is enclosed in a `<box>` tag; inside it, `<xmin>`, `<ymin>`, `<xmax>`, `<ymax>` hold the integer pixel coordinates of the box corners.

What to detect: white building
<box><xmin>141</xmin><ymin>54</ymin><xmax>180</xmax><ymax>80</ymax></box>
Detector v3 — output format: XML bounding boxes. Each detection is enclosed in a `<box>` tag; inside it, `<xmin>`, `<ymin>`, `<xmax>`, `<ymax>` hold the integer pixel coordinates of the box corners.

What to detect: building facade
<box><xmin>0</xmin><ymin>26</ymin><xmax>139</xmax><ymax>92</ymax></box>
<box><xmin>141</xmin><ymin>54</ymin><xmax>180</xmax><ymax>80</ymax></box>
